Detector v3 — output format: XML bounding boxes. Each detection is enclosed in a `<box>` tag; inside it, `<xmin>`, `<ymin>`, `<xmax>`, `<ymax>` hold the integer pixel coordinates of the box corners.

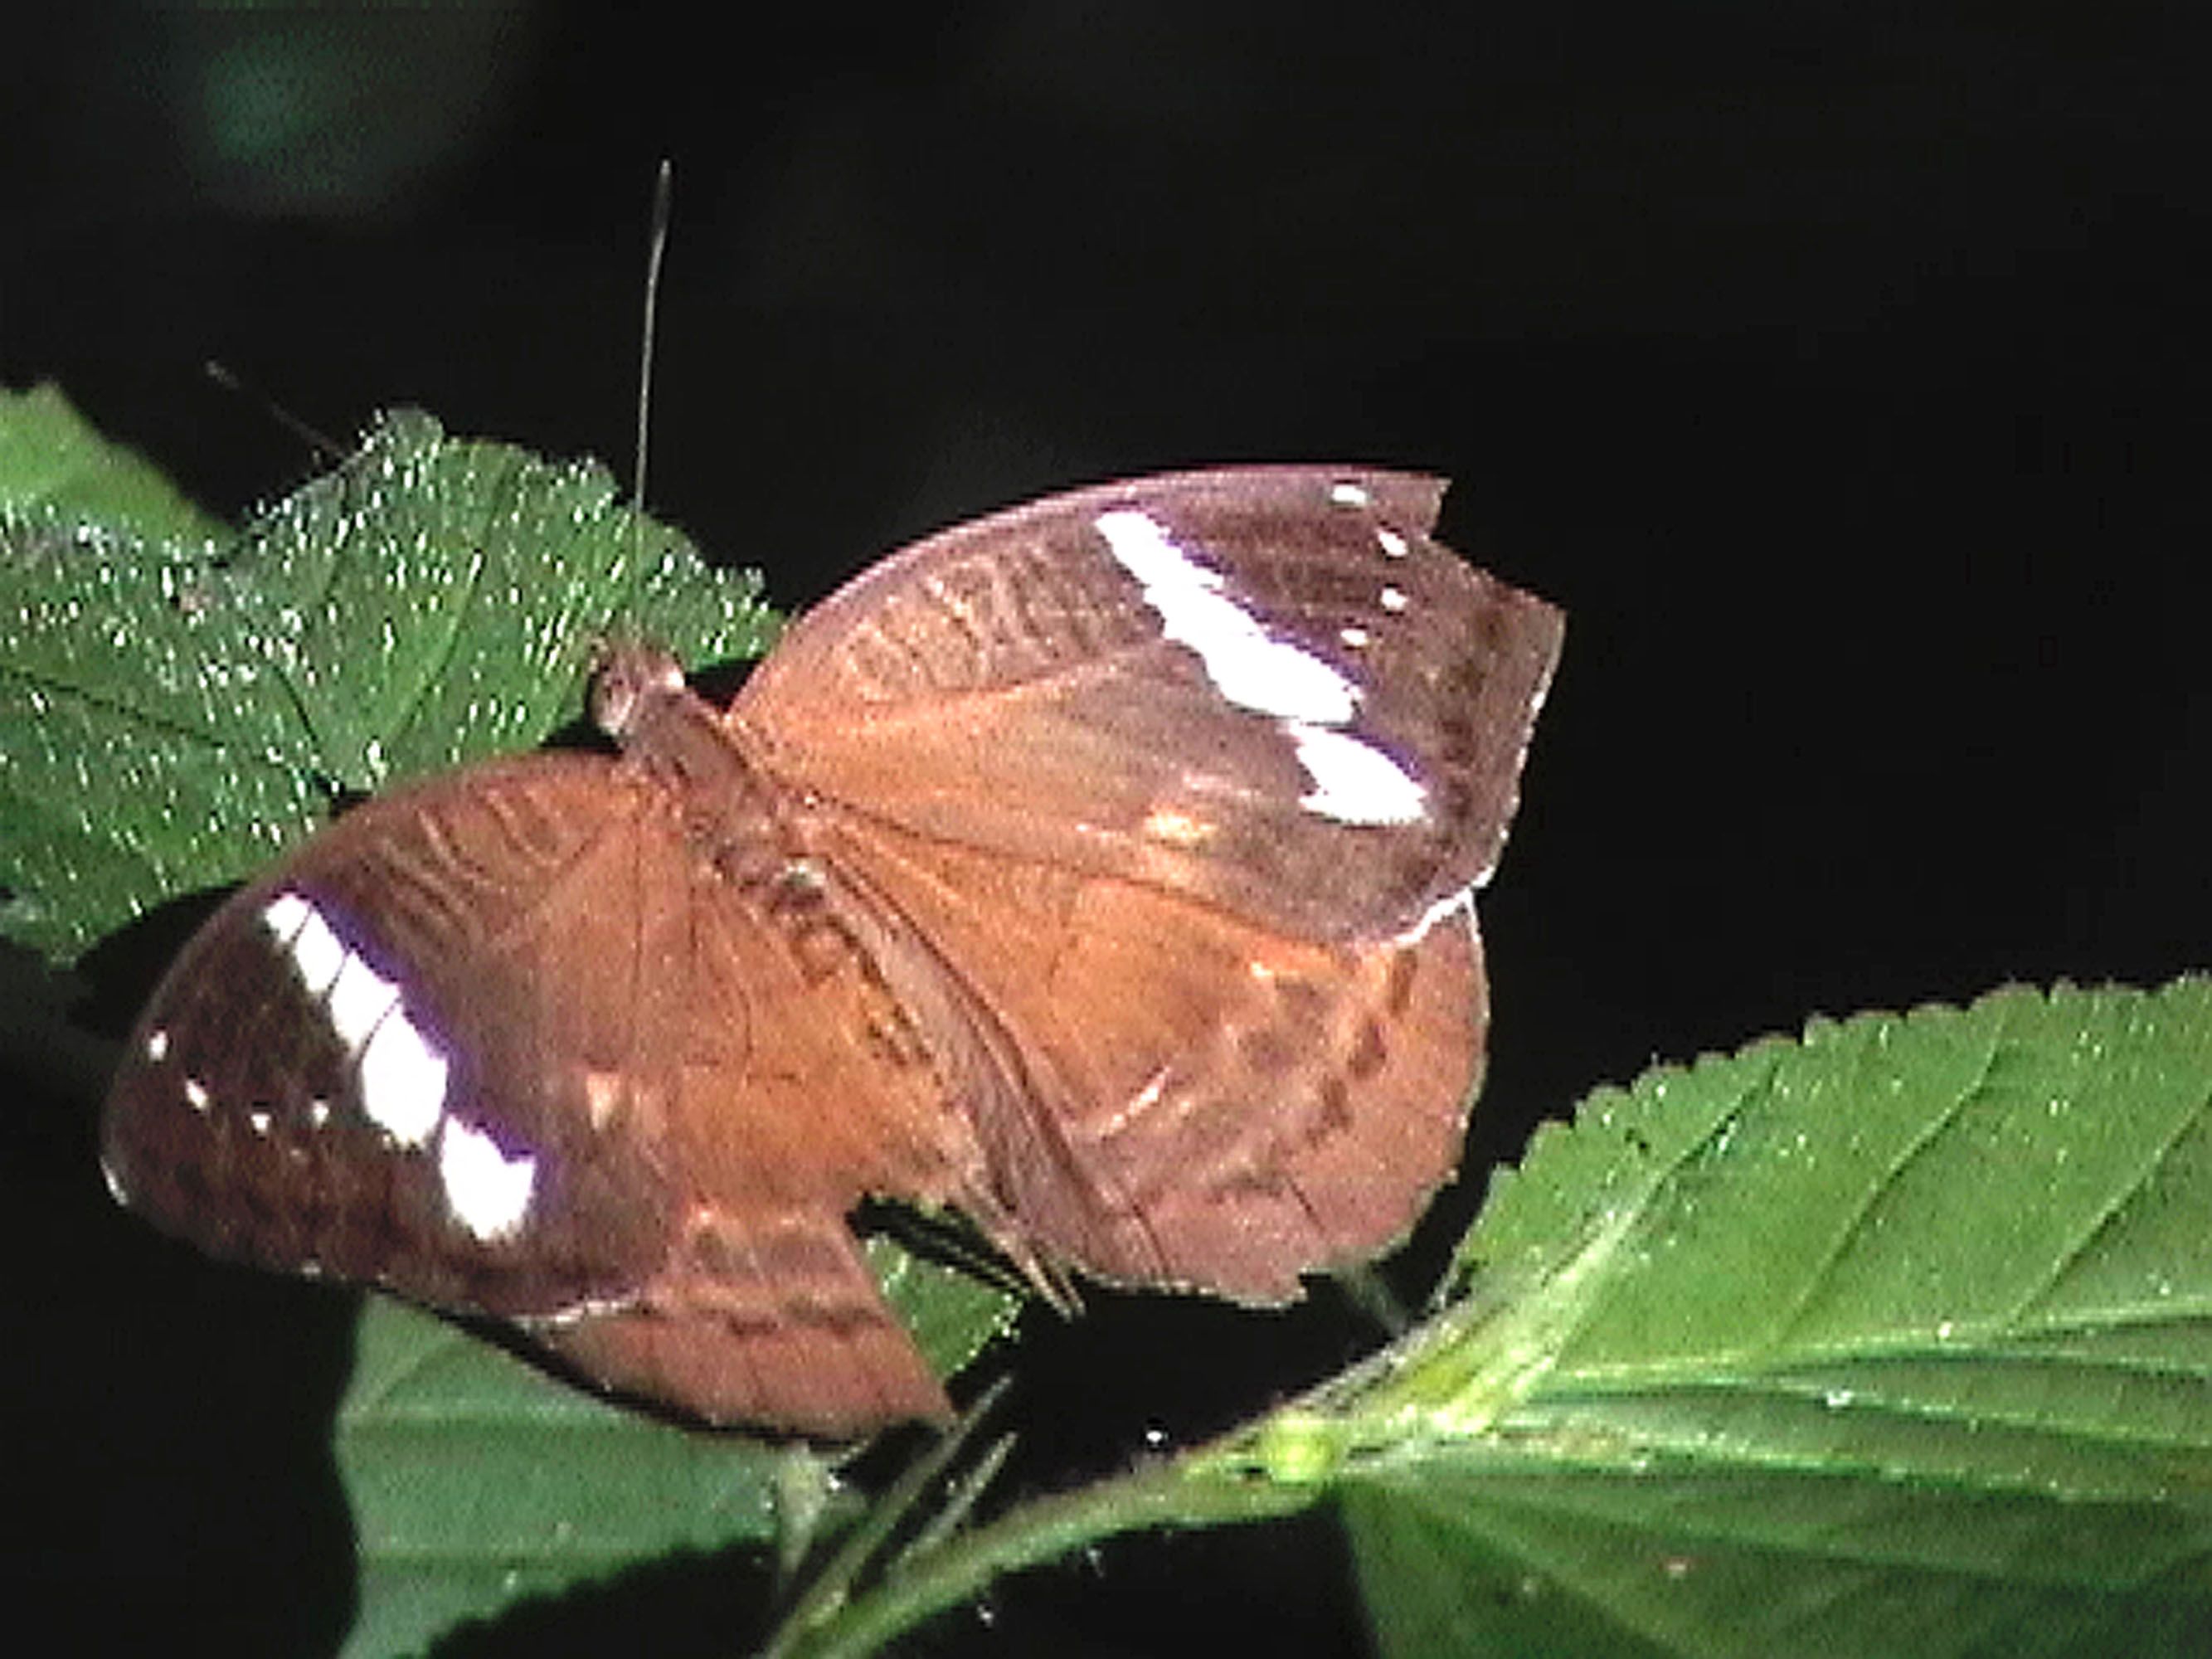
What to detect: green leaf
<box><xmin>862</xmin><ymin>1234</ymin><xmax>1026</xmax><ymax>1385</ymax></box>
<box><xmin>13</xmin><ymin>397</ymin><xmax>1023</xmax><ymax>1653</ymax></box>
<box><xmin>1235</xmin><ymin>980</ymin><xmax>2212</xmax><ymax>1658</ymax></box>
<box><xmin>0</xmin><ymin>381</ymin><xmax>230</xmax><ymax>547</ymax></box>
<box><xmin>0</xmin><ymin>402</ymin><xmax>782</xmax><ymax>958</ymax></box>
<box><xmin>221</xmin><ymin>406</ymin><xmax>781</xmax><ymax>792</ymax></box>
<box><xmin>332</xmin><ymin>1257</ymin><xmax>1018</xmax><ymax>1657</ymax></box>
<box><xmin>1</xmin><ymin>383</ymin><xmax>313</xmax><ymax>956</ymax></box>
<box><xmin>337</xmin><ymin>1300</ymin><xmax>819</xmax><ymax>1659</ymax></box>
<box><xmin>769</xmin><ymin>985</ymin><xmax>2211</xmax><ymax>1657</ymax></box>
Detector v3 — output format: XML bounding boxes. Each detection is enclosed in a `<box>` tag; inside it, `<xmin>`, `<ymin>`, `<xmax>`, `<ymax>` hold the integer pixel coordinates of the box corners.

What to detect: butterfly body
<box><xmin>101</xmin><ymin>465</ymin><xmax>1562</xmax><ymax>1435</ymax></box>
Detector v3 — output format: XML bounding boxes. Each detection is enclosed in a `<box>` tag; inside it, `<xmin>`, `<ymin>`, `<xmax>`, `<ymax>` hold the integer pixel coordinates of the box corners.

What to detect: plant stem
<box><xmin>767</xmin><ymin>1443</ymin><xmax>1320</xmax><ymax>1658</ymax></box>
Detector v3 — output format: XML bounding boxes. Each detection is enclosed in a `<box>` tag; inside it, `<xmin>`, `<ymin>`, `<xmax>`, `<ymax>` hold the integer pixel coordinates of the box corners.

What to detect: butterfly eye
<box><xmin>587</xmin><ymin>640</ymin><xmax>687</xmax><ymax>740</ymax></box>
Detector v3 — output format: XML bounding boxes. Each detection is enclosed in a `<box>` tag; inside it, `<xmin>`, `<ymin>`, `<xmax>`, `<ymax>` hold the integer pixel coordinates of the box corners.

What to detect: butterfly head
<box><xmin>587</xmin><ymin>640</ymin><xmax>688</xmax><ymax>742</ymax></box>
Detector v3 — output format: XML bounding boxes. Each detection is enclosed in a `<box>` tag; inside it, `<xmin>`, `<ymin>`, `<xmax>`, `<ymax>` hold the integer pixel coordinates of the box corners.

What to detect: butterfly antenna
<box><xmin>633</xmin><ymin>158</ymin><xmax>673</xmax><ymax>509</ymax></box>
<box><xmin>202</xmin><ymin>360</ymin><xmax>347</xmax><ymax>464</ymax></box>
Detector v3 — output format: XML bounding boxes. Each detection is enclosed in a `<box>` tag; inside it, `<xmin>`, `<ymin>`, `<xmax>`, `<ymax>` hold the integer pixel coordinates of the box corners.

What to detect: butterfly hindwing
<box><xmin>805</xmin><ymin>809</ymin><xmax>1485</xmax><ymax>1301</ymax></box>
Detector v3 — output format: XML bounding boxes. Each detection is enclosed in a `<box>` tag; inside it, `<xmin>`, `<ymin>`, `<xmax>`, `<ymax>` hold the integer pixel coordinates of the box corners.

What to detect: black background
<box><xmin>5</xmin><ymin>6</ymin><xmax>2209</xmax><ymax>1655</ymax></box>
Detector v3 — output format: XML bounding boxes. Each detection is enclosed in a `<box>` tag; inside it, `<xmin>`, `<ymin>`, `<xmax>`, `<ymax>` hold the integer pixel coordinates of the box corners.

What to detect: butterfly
<box><xmin>99</xmin><ymin>464</ymin><xmax>1563</xmax><ymax>1436</ymax></box>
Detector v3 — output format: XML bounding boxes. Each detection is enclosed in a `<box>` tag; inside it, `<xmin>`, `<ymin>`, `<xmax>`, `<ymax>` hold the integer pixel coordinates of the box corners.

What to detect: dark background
<box><xmin>5</xmin><ymin>6</ymin><xmax>2208</xmax><ymax>1655</ymax></box>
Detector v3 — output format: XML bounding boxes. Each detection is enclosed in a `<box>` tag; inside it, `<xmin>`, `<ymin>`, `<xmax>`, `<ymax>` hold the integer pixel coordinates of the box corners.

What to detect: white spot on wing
<box><xmin>1141</xmin><ymin>805</ymin><xmax>1213</xmax><ymax>848</ymax></box>
<box><xmin>1380</xmin><ymin>585</ymin><xmax>1408</xmax><ymax>612</ymax></box>
<box><xmin>100</xmin><ymin>1157</ymin><xmax>131</xmax><ymax>1205</ymax></box>
<box><xmin>262</xmin><ymin>892</ymin><xmax>346</xmax><ymax>999</ymax></box>
<box><xmin>1286</xmin><ymin>722</ymin><xmax>1427</xmax><ymax>825</ymax></box>
<box><xmin>263</xmin><ymin>889</ymin><xmax>309</xmax><ymax>941</ymax></box>
<box><xmin>326</xmin><ymin>951</ymin><xmax>401</xmax><ymax>1052</ymax></box>
<box><xmin>1399</xmin><ymin>885</ymin><xmax>1478</xmax><ymax>945</ymax></box>
<box><xmin>1096</xmin><ymin>509</ymin><xmax>1359</xmax><ymax>724</ymax></box>
<box><xmin>292</xmin><ymin>912</ymin><xmax>347</xmax><ymax>996</ymax></box>
<box><xmin>144</xmin><ymin>1029</ymin><xmax>169</xmax><ymax>1063</ymax></box>
<box><xmin>1339</xmin><ymin>625</ymin><xmax>1370</xmax><ymax>649</ymax></box>
<box><xmin>1376</xmin><ymin>528</ymin><xmax>1408</xmax><ymax>558</ymax></box>
<box><xmin>359</xmin><ymin>1006</ymin><xmax>449</xmax><ymax>1148</ymax></box>
<box><xmin>262</xmin><ymin>891</ymin><xmax>450</xmax><ymax>1145</ymax></box>
<box><xmin>1329</xmin><ymin>480</ymin><xmax>1371</xmax><ymax>507</ymax></box>
<box><xmin>437</xmin><ymin>1118</ymin><xmax>536</xmax><ymax>1243</ymax></box>
<box><xmin>183</xmin><ymin>1077</ymin><xmax>211</xmax><ymax>1112</ymax></box>
<box><xmin>1094</xmin><ymin>1068</ymin><xmax>1172</xmax><ymax>1138</ymax></box>
<box><xmin>584</xmin><ymin>1071</ymin><xmax>622</xmax><ymax>1131</ymax></box>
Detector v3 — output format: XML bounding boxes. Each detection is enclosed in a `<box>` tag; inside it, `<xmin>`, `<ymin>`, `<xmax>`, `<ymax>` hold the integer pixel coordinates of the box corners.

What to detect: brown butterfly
<box><xmin>100</xmin><ymin>465</ymin><xmax>1563</xmax><ymax>1436</ymax></box>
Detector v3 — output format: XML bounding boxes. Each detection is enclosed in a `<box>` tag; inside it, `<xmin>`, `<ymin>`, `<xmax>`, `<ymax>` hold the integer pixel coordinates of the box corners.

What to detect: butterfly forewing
<box><xmin>731</xmin><ymin>467</ymin><xmax>1562</xmax><ymax>944</ymax></box>
<box><xmin>100</xmin><ymin>749</ymin><xmax>967</xmax><ymax>1433</ymax></box>
<box><xmin>103</xmin><ymin>757</ymin><xmax>673</xmax><ymax>1307</ymax></box>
